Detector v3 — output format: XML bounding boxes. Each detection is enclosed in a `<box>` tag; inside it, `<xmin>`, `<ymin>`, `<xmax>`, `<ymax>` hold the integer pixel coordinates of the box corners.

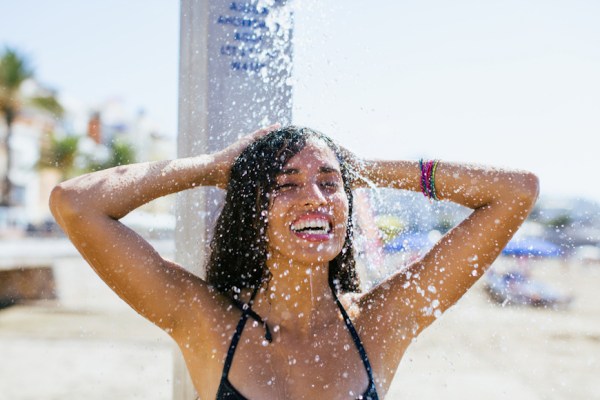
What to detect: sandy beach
<box><xmin>1</xmin><ymin>242</ymin><xmax>598</xmax><ymax>400</ymax></box>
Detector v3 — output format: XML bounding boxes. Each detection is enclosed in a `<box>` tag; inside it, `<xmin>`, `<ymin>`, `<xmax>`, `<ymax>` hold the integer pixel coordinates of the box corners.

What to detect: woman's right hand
<box><xmin>210</xmin><ymin>123</ymin><xmax>281</xmax><ymax>188</ymax></box>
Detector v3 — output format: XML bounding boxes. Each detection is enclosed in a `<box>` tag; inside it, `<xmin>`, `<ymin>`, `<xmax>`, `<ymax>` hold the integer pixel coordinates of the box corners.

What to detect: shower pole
<box><xmin>175</xmin><ymin>0</ymin><xmax>293</xmax><ymax>398</ymax></box>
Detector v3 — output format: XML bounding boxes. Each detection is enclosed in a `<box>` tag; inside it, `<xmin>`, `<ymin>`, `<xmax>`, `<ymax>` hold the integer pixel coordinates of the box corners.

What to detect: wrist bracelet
<box><xmin>419</xmin><ymin>159</ymin><xmax>440</xmax><ymax>201</ymax></box>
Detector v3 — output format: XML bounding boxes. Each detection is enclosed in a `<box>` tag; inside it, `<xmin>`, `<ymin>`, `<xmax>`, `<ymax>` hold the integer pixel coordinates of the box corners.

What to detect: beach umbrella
<box><xmin>502</xmin><ymin>237</ymin><xmax>562</xmax><ymax>258</ymax></box>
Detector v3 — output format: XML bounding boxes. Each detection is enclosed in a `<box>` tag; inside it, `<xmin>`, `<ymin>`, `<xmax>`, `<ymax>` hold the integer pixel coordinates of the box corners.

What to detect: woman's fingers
<box><xmin>228</xmin><ymin>123</ymin><xmax>281</xmax><ymax>157</ymax></box>
<box><xmin>238</xmin><ymin>123</ymin><xmax>281</xmax><ymax>148</ymax></box>
<box><xmin>251</xmin><ymin>123</ymin><xmax>281</xmax><ymax>139</ymax></box>
<box><xmin>212</xmin><ymin>123</ymin><xmax>281</xmax><ymax>187</ymax></box>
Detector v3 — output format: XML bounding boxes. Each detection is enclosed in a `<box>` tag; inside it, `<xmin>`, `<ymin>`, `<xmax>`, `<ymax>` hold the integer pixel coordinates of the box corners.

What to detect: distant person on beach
<box><xmin>50</xmin><ymin>125</ymin><xmax>538</xmax><ymax>399</ymax></box>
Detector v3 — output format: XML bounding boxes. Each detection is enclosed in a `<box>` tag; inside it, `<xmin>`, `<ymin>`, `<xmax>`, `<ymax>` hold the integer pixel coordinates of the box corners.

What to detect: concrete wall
<box><xmin>175</xmin><ymin>1</ymin><xmax>293</xmax><ymax>397</ymax></box>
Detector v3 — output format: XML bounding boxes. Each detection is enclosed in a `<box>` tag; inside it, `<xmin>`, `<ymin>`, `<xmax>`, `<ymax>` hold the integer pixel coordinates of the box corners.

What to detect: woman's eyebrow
<box><xmin>280</xmin><ymin>168</ymin><xmax>300</xmax><ymax>175</ymax></box>
<box><xmin>279</xmin><ymin>165</ymin><xmax>340</xmax><ymax>176</ymax></box>
<box><xmin>320</xmin><ymin>165</ymin><xmax>341</xmax><ymax>174</ymax></box>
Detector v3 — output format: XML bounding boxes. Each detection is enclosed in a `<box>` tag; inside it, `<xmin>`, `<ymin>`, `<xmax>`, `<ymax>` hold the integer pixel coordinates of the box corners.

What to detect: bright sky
<box><xmin>2</xmin><ymin>0</ymin><xmax>600</xmax><ymax>203</ymax></box>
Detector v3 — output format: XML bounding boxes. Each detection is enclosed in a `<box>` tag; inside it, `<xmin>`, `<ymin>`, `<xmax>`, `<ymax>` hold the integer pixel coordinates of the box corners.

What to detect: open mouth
<box><xmin>290</xmin><ymin>217</ymin><xmax>332</xmax><ymax>236</ymax></box>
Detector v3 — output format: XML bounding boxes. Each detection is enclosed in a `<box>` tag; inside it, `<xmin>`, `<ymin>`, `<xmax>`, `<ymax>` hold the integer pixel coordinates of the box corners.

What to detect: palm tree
<box><xmin>0</xmin><ymin>47</ymin><xmax>63</xmax><ymax>206</ymax></box>
<box><xmin>38</xmin><ymin>133</ymin><xmax>80</xmax><ymax>179</ymax></box>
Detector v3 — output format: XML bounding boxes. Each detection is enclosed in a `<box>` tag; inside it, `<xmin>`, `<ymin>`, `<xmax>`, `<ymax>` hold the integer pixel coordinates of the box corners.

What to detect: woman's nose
<box><xmin>303</xmin><ymin>183</ymin><xmax>327</xmax><ymax>206</ymax></box>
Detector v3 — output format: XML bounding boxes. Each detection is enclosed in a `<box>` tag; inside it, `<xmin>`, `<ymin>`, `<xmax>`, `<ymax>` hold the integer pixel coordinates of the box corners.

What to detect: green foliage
<box><xmin>39</xmin><ymin>133</ymin><xmax>138</xmax><ymax>179</ymax></box>
<box><xmin>547</xmin><ymin>214</ymin><xmax>572</xmax><ymax>229</ymax></box>
<box><xmin>110</xmin><ymin>139</ymin><xmax>136</xmax><ymax>167</ymax></box>
<box><xmin>30</xmin><ymin>95</ymin><xmax>64</xmax><ymax>118</ymax></box>
<box><xmin>38</xmin><ymin>134</ymin><xmax>79</xmax><ymax>174</ymax></box>
<box><xmin>1</xmin><ymin>47</ymin><xmax>62</xmax><ymax>119</ymax></box>
<box><xmin>0</xmin><ymin>47</ymin><xmax>33</xmax><ymax>93</ymax></box>
<box><xmin>86</xmin><ymin>139</ymin><xmax>136</xmax><ymax>172</ymax></box>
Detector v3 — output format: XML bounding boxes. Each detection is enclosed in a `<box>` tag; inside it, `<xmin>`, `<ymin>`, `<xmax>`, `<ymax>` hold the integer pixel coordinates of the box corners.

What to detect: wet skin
<box><xmin>180</xmin><ymin>142</ymin><xmax>376</xmax><ymax>399</ymax></box>
<box><xmin>266</xmin><ymin>141</ymin><xmax>349</xmax><ymax>268</ymax></box>
<box><xmin>50</xmin><ymin>125</ymin><xmax>539</xmax><ymax>399</ymax></box>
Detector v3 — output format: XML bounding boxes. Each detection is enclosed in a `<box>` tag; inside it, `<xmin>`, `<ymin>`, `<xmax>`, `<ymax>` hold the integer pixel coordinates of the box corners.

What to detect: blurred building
<box><xmin>0</xmin><ymin>79</ymin><xmax>63</xmax><ymax>234</ymax></box>
<box><xmin>0</xmin><ymin>81</ymin><xmax>176</xmax><ymax>236</ymax></box>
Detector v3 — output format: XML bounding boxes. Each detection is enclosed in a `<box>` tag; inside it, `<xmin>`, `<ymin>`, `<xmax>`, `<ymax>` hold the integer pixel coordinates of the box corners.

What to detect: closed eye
<box><xmin>275</xmin><ymin>183</ymin><xmax>297</xmax><ymax>191</ymax></box>
<box><xmin>321</xmin><ymin>181</ymin><xmax>340</xmax><ymax>189</ymax></box>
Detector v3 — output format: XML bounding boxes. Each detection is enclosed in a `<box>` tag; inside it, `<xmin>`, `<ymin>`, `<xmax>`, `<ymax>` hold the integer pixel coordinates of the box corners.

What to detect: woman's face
<box><xmin>266</xmin><ymin>140</ymin><xmax>349</xmax><ymax>266</ymax></box>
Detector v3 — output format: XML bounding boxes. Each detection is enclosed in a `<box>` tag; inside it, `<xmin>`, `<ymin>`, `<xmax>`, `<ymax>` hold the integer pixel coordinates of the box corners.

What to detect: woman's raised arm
<box><xmin>355</xmin><ymin>159</ymin><xmax>539</xmax><ymax>338</ymax></box>
<box><xmin>49</xmin><ymin>124</ymin><xmax>279</xmax><ymax>336</ymax></box>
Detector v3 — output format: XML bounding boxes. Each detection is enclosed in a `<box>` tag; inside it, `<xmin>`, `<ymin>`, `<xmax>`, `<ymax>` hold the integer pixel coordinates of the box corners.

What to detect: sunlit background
<box><xmin>1</xmin><ymin>1</ymin><xmax>599</xmax><ymax>399</ymax></box>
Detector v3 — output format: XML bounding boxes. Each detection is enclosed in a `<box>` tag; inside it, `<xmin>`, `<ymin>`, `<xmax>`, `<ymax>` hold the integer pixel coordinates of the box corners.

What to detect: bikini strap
<box><xmin>329</xmin><ymin>281</ymin><xmax>375</xmax><ymax>383</ymax></box>
<box><xmin>222</xmin><ymin>285</ymin><xmax>274</xmax><ymax>379</ymax></box>
<box><xmin>231</xmin><ymin>286</ymin><xmax>273</xmax><ymax>342</ymax></box>
<box><xmin>221</xmin><ymin>303</ymin><xmax>250</xmax><ymax>380</ymax></box>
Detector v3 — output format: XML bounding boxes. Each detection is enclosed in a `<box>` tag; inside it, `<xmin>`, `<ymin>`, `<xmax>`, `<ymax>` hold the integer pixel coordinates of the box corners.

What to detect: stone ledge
<box><xmin>0</xmin><ymin>267</ymin><xmax>56</xmax><ymax>308</ymax></box>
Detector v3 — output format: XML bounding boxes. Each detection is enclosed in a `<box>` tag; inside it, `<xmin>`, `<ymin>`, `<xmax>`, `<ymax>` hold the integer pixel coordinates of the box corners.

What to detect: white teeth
<box><xmin>291</xmin><ymin>219</ymin><xmax>331</xmax><ymax>234</ymax></box>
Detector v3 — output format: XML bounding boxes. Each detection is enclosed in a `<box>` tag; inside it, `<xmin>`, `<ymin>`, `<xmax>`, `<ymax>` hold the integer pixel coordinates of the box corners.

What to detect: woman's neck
<box><xmin>252</xmin><ymin>258</ymin><xmax>338</xmax><ymax>340</ymax></box>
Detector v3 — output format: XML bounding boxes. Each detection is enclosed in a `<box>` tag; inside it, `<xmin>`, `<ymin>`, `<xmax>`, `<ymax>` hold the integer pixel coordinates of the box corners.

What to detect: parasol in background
<box><xmin>501</xmin><ymin>237</ymin><xmax>562</xmax><ymax>258</ymax></box>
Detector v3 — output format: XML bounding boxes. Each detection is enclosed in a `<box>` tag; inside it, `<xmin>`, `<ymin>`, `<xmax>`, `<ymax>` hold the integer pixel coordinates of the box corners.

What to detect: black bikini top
<box><xmin>215</xmin><ymin>283</ymin><xmax>380</xmax><ymax>400</ymax></box>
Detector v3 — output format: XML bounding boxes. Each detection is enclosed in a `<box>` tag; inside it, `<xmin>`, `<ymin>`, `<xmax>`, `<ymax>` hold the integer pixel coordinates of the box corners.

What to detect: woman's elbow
<box><xmin>513</xmin><ymin>171</ymin><xmax>540</xmax><ymax>208</ymax></box>
<box><xmin>49</xmin><ymin>183</ymin><xmax>80</xmax><ymax>226</ymax></box>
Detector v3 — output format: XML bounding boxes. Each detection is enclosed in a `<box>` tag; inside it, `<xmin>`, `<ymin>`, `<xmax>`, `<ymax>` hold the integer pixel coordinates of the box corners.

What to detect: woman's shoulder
<box><xmin>169</xmin><ymin>281</ymin><xmax>245</xmax><ymax>341</ymax></box>
<box><xmin>338</xmin><ymin>292</ymin><xmax>363</xmax><ymax>319</ymax></box>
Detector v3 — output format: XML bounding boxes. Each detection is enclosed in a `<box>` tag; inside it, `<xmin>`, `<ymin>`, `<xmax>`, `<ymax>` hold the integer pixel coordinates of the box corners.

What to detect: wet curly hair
<box><xmin>206</xmin><ymin>126</ymin><xmax>360</xmax><ymax>299</ymax></box>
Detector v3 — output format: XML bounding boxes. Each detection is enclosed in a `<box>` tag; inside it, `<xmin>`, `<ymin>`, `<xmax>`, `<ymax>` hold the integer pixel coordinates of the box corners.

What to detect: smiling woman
<box><xmin>49</xmin><ymin>125</ymin><xmax>538</xmax><ymax>399</ymax></box>
<box><xmin>207</xmin><ymin>128</ymin><xmax>357</xmax><ymax>300</ymax></box>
